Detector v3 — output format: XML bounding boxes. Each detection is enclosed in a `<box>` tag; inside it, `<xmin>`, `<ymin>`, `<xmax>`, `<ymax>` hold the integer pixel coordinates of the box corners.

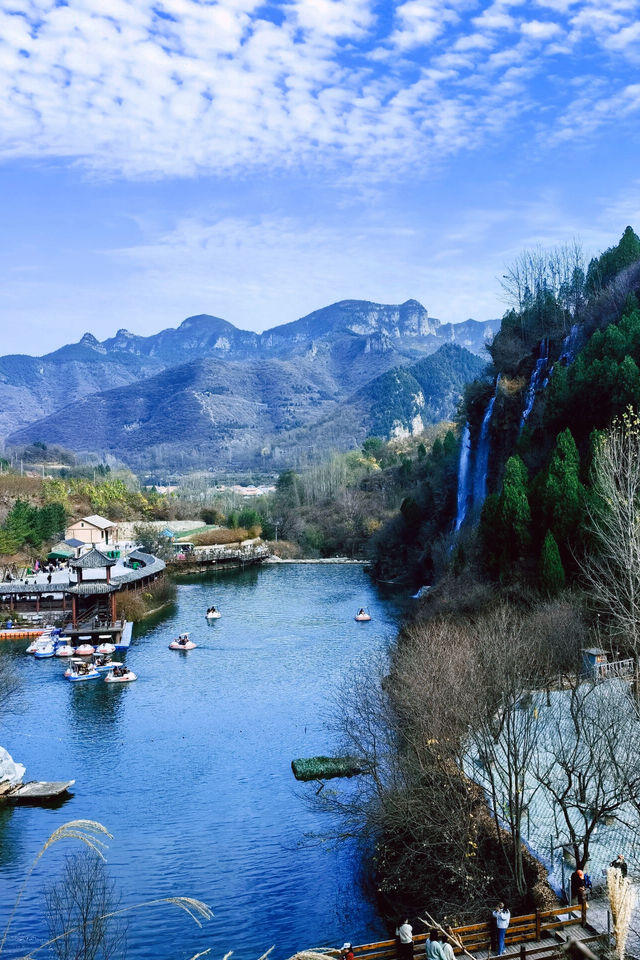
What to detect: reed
<box><xmin>607</xmin><ymin>866</ymin><xmax>635</xmax><ymax>960</ymax></box>
<box><xmin>1</xmin><ymin>819</ymin><xmax>213</xmax><ymax>960</ymax></box>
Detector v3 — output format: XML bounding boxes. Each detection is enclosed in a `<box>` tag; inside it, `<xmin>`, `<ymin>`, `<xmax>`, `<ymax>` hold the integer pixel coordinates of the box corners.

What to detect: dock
<box><xmin>0</xmin><ymin>780</ymin><xmax>75</xmax><ymax>804</ymax></box>
<box><xmin>0</xmin><ymin>628</ymin><xmax>45</xmax><ymax>641</ymax></box>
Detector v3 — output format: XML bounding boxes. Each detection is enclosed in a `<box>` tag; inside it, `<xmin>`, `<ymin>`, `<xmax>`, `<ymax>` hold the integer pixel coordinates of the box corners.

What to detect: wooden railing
<box><xmin>326</xmin><ymin>905</ymin><xmax>589</xmax><ymax>960</ymax></box>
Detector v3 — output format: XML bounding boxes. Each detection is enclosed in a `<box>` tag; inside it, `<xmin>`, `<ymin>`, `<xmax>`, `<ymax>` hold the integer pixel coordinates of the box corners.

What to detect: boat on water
<box><xmin>54</xmin><ymin>639</ymin><xmax>75</xmax><ymax>657</ymax></box>
<box><xmin>33</xmin><ymin>637</ymin><xmax>56</xmax><ymax>658</ymax></box>
<box><xmin>96</xmin><ymin>641</ymin><xmax>116</xmax><ymax>654</ymax></box>
<box><xmin>205</xmin><ymin>607</ymin><xmax>221</xmax><ymax>619</ymax></box>
<box><xmin>354</xmin><ymin>609</ymin><xmax>371</xmax><ymax>622</ymax></box>
<box><xmin>94</xmin><ymin>653</ymin><xmax>116</xmax><ymax>672</ymax></box>
<box><xmin>64</xmin><ymin>659</ymin><xmax>100</xmax><ymax>682</ymax></box>
<box><xmin>75</xmin><ymin>643</ymin><xmax>95</xmax><ymax>656</ymax></box>
<box><xmin>104</xmin><ymin>664</ymin><xmax>137</xmax><ymax>683</ymax></box>
<box><xmin>169</xmin><ymin>632</ymin><xmax>196</xmax><ymax>650</ymax></box>
<box><xmin>26</xmin><ymin>627</ymin><xmax>54</xmax><ymax>654</ymax></box>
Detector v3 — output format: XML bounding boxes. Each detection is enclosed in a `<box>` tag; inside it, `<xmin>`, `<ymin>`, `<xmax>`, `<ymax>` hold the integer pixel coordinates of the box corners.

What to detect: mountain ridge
<box><xmin>2</xmin><ymin>299</ymin><xmax>494</xmax><ymax>469</ymax></box>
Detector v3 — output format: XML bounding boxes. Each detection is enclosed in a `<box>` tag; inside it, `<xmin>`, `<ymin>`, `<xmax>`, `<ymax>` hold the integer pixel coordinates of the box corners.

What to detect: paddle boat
<box><xmin>354</xmin><ymin>609</ymin><xmax>372</xmax><ymax>622</ymax></box>
<box><xmin>75</xmin><ymin>642</ymin><xmax>95</xmax><ymax>656</ymax></box>
<box><xmin>33</xmin><ymin>637</ymin><xmax>56</xmax><ymax>658</ymax></box>
<box><xmin>205</xmin><ymin>606</ymin><xmax>221</xmax><ymax>620</ymax></box>
<box><xmin>65</xmin><ymin>659</ymin><xmax>100</xmax><ymax>682</ymax></box>
<box><xmin>54</xmin><ymin>639</ymin><xmax>75</xmax><ymax>657</ymax></box>
<box><xmin>96</xmin><ymin>640</ymin><xmax>116</xmax><ymax>655</ymax></box>
<box><xmin>104</xmin><ymin>664</ymin><xmax>137</xmax><ymax>683</ymax></box>
<box><xmin>94</xmin><ymin>653</ymin><xmax>116</xmax><ymax>672</ymax></box>
<box><xmin>169</xmin><ymin>632</ymin><xmax>196</xmax><ymax>650</ymax></box>
<box><xmin>26</xmin><ymin>628</ymin><xmax>54</xmax><ymax>653</ymax></box>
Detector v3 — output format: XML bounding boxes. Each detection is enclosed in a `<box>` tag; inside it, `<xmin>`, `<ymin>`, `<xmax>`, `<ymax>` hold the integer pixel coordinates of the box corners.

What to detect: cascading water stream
<box><xmin>520</xmin><ymin>338</ymin><xmax>550</xmax><ymax>428</ymax></box>
<box><xmin>560</xmin><ymin>323</ymin><xmax>580</xmax><ymax>364</ymax></box>
<box><xmin>455</xmin><ymin>422</ymin><xmax>472</xmax><ymax>530</ymax></box>
<box><xmin>472</xmin><ymin>378</ymin><xmax>499</xmax><ymax>508</ymax></box>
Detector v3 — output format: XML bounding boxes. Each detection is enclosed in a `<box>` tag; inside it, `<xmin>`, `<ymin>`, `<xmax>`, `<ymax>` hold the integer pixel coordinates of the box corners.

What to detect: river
<box><xmin>0</xmin><ymin>564</ymin><xmax>404</xmax><ymax>960</ymax></box>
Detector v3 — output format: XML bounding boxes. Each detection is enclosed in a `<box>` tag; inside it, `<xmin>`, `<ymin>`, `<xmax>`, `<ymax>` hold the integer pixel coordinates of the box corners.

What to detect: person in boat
<box><xmin>180</xmin><ymin>634</ymin><xmax>189</xmax><ymax>645</ymax></box>
<box><xmin>357</xmin><ymin>608</ymin><xmax>365</xmax><ymax>616</ymax></box>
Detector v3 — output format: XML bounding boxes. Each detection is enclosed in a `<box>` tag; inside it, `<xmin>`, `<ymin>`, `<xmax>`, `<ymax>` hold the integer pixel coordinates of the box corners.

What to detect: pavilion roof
<box><xmin>69</xmin><ymin>548</ymin><xmax>117</xmax><ymax>569</ymax></box>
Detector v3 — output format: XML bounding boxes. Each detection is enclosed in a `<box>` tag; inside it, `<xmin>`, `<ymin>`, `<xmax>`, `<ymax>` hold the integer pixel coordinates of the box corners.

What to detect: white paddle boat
<box><xmin>75</xmin><ymin>642</ymin><xmax>95</xmax><ymax>656</ymax></box>
<box><xmin>33</xmin><ymin>637</ymin><xmax>56</xmax><ymax>658</ymax></box>
<box><xmin>104</xmin><ymin>664</ymin><xmax>137</xmax><ymax>683</ymax></box>
<box><xmin>354</xmin><ymin>609</ymin><xmax>372</xmax><ymax>622</ymax></box>
<box><xmin>96</xmin><ymin>640</ymin><xmax>116</xmax><ymax>655</ymax></box>
<box><xmin>55</xmin><ymin>639</ymin><xmax>75</xmax><ymax>657</ymax></box>
<box><xmin>169</xmin><ymin>632</ymin><xmax>196</xmax><ymax>650</ymax></box>
<box><xmin>205</xmin><ymin>607</ymin><xmax>221</xmax><ymax>619</ymax></box>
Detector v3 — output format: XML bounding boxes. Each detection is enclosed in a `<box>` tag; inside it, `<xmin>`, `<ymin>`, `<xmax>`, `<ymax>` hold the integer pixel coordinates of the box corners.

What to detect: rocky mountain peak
<box><xmin>79</xmin><ymin>332</ymin><xmax>100</xmax><ymax>347</ymax></box>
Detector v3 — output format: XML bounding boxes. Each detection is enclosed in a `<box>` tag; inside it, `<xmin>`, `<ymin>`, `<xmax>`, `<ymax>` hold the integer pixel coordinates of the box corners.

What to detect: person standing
<box><xmin>425</xmin><ymin>930</ymin><xmax>446</xmax><ymax>960</ymax></box>
<box><xmin>396</xmin><ymin>919</ymin><xmax>414</xmax><ymax>960</ymax></box>
<box><xmin>610</xmin><ymin>855</ymin><xmax>628</xmax><ymax>878</ymax></box>
<box><xmin>492</xmin><ymin>903</ymin><xmax>510</xmax><ymax>956</ymax></box>
<box><xmin>440</xmin><ymin>928</ymin><xmax>456</xmax><ymax>960</ymax></box>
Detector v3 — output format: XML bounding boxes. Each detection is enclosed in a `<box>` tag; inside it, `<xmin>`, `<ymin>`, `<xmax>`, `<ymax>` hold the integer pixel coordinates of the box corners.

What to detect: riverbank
<box><xmin>266</xmin><ymin>557</ymin><xmax>367</xmax><ymax>564</ymax></box>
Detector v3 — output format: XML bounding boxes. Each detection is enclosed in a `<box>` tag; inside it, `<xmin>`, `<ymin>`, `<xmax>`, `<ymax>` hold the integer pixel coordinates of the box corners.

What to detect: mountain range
<box><xmin>3</xmin><ymin>300</ymin><xmax>492</xmax><ymax>470</ymax></box>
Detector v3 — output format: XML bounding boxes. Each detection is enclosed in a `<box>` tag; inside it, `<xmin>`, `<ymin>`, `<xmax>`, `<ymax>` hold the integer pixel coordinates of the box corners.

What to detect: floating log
<box><xmin>291</xmin><ymin>756</ymin><xmax>367</xmax><ymax>782</ymax></box>
<box><xmin>2</xmin><ymin>780</ymin><xmax>75</xmax><ymax>804</ymax></box>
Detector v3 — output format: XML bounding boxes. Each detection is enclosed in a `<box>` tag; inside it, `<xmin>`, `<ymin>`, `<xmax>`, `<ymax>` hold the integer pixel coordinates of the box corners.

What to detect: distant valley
<box><xmin>3</xmin><ymin>299</ymin><xmax>492</xmax><ymax>469</ymax></box>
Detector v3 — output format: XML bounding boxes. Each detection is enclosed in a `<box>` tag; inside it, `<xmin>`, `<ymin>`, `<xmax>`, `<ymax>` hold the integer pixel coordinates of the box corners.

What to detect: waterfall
<box><xmin>520</xmin><ymin>338</ymin><xmax>550</xmax><ymax>427</ymax></box>
<box><xmin>472</xmin><ymin>378</ymin><xmax>499</xmax><ymax>508</ymax></box>
<box><xmin>560</xmin><ymin>323</ymin><xmax>580</xmax><ymax>364</ymax></box>
<box><xmin>455</xmin><ymin>422</ymin><xmax>472</xmax><ymax>531</ymax></box>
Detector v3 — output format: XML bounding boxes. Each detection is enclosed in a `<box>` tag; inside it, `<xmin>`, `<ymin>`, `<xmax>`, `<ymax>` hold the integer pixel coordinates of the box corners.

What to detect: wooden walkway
<box><xmin>321</xmin><ymin>906</ymin><xmax>601</xmax><ymax>960</ymax></box>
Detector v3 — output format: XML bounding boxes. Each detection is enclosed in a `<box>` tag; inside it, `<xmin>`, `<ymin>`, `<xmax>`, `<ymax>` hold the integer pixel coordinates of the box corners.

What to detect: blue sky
<box><xmin>1</xmin><ymin>0</ymin><xmax>640</xmax><ymax>354</ymax></box>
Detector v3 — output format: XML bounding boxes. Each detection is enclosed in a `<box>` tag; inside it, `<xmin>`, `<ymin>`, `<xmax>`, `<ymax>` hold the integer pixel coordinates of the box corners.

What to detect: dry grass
<box><xmin>191</xmin><ymin>527</ymin><xmax>261</xmax><ymax>546</ymax></box>
<box><xmin>116</xmin><ymin>577</ymin><xmax>176</xmax><ymax>622</ymax></box>
<box><xmin>607</xmin><ymin>867</ymin><xmax>635</xmax><ymax>960</ymax></box>
<box><xmin>265</xmin><ymin>540</ymin><xmax>303</xmax><ymax>559</ymax></box>
<box><xmin>0</xmin><ymin>476</ymin><xmax>44</xmax><ymax>499</ymax></box>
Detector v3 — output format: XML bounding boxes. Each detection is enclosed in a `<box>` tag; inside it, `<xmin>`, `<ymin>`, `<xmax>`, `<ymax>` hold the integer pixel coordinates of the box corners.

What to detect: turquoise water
<box><xmin>0</xmin><ymin>564</ymin><xmax>403</xmax><ymax>960</ymax></box>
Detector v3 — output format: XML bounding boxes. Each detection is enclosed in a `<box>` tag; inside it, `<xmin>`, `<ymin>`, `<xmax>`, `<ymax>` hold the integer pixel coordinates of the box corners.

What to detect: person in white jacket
<box><xmin>492</xmin><ymin>903</ymin><xmax>510</xmax><ymax>956</ymax></box>
<box><xmin>395</xmin><ymin>919</ymin><xmax>413</xmax><ymax>960</ymax></box>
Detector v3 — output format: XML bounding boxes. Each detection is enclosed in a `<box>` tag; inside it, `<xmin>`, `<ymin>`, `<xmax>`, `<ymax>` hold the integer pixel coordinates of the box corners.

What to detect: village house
<box><xmin>65</xmin><ymin>514</ymin><xmax>119</xmax><ymax>549</ymax></box>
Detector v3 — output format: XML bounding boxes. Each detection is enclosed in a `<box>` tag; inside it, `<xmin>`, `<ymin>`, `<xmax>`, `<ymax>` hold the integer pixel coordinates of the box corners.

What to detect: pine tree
<box><xmin>540</xmin><ymin>530</ymin><xmax>565</xmax><ymax>593</ymax></box>
<box><xmin>544</xmin><ymin>428</ymin><xmax>584</xmax><ymax>548</ymax></box>
<box><xmin>498</xmin><ymin>455</ymin><xmax>531</xmax><ymax>566</ymax></box>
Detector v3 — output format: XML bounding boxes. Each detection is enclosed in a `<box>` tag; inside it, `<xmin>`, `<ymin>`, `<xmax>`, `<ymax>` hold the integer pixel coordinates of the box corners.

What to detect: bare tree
<box><xmin>532</xmin><ymin>678</ymin><xmax>640</xmax><ymax>870</ymax></box>
<box><xmin>580</xmin><ymin>409</ymin><xmax>640</xmax><ymax>657</ymax></box>
<box><xmin>468</xmin><ymin>607</ymin><xmax>542</xmax><ymax>896</ymax></box>
<box><xmin>45</xmin><ymin>851</ymin><xmax>128</xmax><ymax>960</ymax></box>
<box><xmin>500</xmin><ymin>241</ymin><xmax>586</xmax><ymax>338</ymax></box>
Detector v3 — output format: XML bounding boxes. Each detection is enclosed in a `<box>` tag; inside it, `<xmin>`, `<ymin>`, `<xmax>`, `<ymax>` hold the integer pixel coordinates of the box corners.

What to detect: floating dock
<box><xmin>0</xmin><ymin>628</ymin><xmax>45</xmax><ymax>641</ymax></box>
<box><xmin>0</xmin><ymin>780</ymin><xmax>75</xmax><ymax>804</ymax></box>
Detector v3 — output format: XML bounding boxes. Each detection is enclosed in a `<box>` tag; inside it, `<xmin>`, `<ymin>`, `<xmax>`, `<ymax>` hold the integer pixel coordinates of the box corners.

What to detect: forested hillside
<box><xmin>369</xmin><ymin>227</ymin><xmax>640</xmax><ymax>590</ymax></box>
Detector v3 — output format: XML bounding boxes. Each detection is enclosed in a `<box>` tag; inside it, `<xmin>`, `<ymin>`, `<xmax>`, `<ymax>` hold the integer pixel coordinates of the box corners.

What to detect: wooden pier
<box><xmin>0</xmin><ymin>780</ymin><xmax>75</xmax><ymax>804</ymax></box>
<box><xmin>318</xmin><ymin>905</ymin><xmax>601</xmax><ymax>960</ymax></box>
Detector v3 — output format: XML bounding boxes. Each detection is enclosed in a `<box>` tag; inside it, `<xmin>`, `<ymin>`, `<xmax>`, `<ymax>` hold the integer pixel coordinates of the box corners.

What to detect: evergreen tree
<box><xmin>543</xmin><ymin>428</ymin><xmax>585</xmax><ymax>549</ymax></box>
<box><xmin>498</xmin><ymin>455</ymin><xmax>531</xmax><ymax>567</ymax></box>
<box><xmin>540</xmin><ymin>530</ymin><xmax>565</xmax><ymax>593</ymax></box>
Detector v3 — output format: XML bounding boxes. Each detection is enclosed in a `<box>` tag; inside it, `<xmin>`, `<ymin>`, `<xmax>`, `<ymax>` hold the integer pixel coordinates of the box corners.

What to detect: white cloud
<box><xmin>520</xmin><ymin>18</ymin><xmax>563</xmax><ymax>38</ymax></box>
<box><xmin>0</xmin><ymin>0</ymin><xmax>637</xmax><ymax>179</ymax></box>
